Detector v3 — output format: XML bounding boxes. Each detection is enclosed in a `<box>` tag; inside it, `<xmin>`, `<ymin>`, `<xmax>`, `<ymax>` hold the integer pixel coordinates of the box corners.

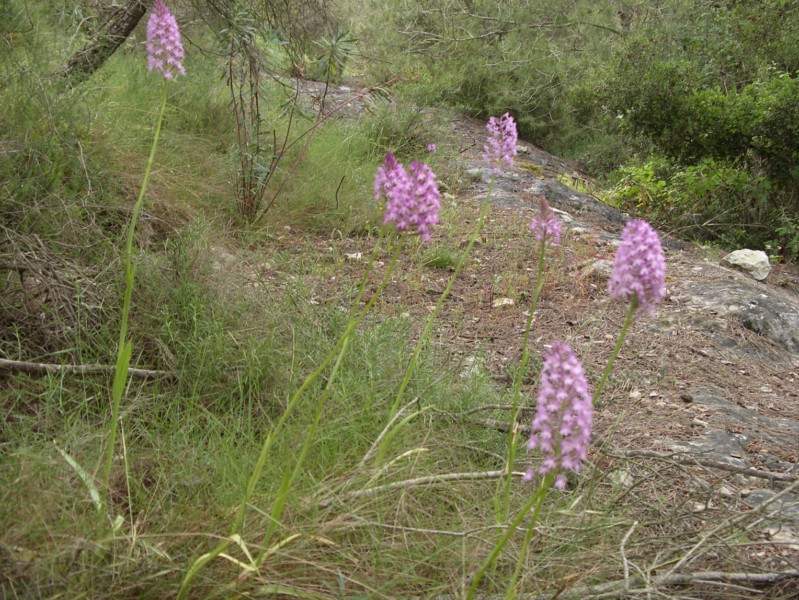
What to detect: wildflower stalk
<box><xmin>596</xmin><ymin>219</ymin><xmax>665</xmax><ymax>404</ymax></box>
<box><xmin>376</xmin><ymin>176</ymin><xmax>496</xmax><ymax>463</ymax></box>
<box><xmin>497</xmin><ymin>236</ymin><xmax>547</xmax><ymax>522</ymax></box>
<box><xmin>592</xmin><ymin>298</ymin><xmax>637</xmax><ymax>404</ymax></box>
<box><xmin>255</xmin><ymin>335</ymin><xmax>350</xmax><ymax>565</ymax></box>
<box><xmin>101</xmin><ymin>78</ymin><xmax>168</xmax><ymax>516</ymax></box>
<box><xmin>467</xmin><ymin>474</ymin><xmax>554</xmax><ymax>600</ymax></box>
<box><xmin>504</xmin><ymin>477</ymin><xmax>550</xmax><ymax>600</ymax></box>
<box><xmin>178</xmin><ymin>236</ymin><xmax>404</xmax><ymax>599</ymax></box>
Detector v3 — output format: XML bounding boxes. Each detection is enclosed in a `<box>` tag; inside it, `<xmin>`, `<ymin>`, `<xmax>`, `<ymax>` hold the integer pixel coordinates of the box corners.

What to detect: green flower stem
<box><xmin>348</xmin><ymin>228</ymin><xmax>386</xmax><ymax>320</ymax></box>
<box><xmin>504</xmin><ymin>479</ymin><xmax>549</xmax><ymax>600</ymax></box>
<box><xmin>467</xmin><ymin>474</ymin><xmax>553</xmax><ymax>600</ymax></box>
<box><xmin>178</xmin><ymin>236</ymin><xmax>405</xmax><ymax>600</ymax></box>
<box><xmin>593</xmin><ymin>298</ymin><xmax>638</xmax><ymax>405</ymax></box>
<box><xmin>254</xmin><ymin>236</ymin><xmax>384</xmax><ymax>559</ymax></box>
<box><xmin>101</xmin><ymin>79</ymin><xmax>168</xmax><ymax>517</ymax></box>
<box><xmin>380</xmin><ymin>177</ymin><xmax>496</xmax><ymax>457</ymax></box>
<box><xmin>498</xmin><ymin>236</ymin><xmax>547</xmax><ymax>522</ymax></box>
<box><xmin>255</xmin><ymin>333</ymin><xmax>350</xmax><ymax>566</ymax></box>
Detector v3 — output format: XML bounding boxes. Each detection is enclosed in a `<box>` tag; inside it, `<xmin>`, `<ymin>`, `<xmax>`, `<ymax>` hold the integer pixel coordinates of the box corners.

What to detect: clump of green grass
<box><xmin>420</xmin><ymin>245</ymin><xmax>460</xmax><ymax>270</ymax></box>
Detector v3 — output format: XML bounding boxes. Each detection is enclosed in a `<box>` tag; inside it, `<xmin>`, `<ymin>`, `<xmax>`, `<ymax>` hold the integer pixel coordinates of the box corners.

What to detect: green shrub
<box><xmin>607</xmin><ymin>156</ymin><xmax>790</xmax><ymax>249</ymax></box>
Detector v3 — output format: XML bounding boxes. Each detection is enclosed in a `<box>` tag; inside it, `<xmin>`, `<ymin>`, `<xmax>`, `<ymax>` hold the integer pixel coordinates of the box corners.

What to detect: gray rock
<box><xmin>688</xmin><ymin>388</ymin><xmax>799</xmax><ymax>447</ymax></box>
<box><xmin>581</xmin><ymin>259</ymin><xmax>614</xmax><ymax>280</ymax></box>
<box><xmin>720</xmin><ymin>249</ymin><xmax>772</xmax><ymax>281</ymax></box>
<box><xmin>668</xmin><ymin>428</ymin><xmax>751</xmax><ymax>467</ymax></box>
<box><xmin>688</xmin><ymin>282</ymin><xmax>799</xmax><ymax>353</ymax></box>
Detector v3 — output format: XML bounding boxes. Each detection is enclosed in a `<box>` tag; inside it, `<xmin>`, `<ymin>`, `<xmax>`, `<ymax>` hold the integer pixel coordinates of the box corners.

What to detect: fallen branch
<box><xmin>443</xmin><ymin>413</ymin><xmax>797</xmax><ymax>486</ymax></box>
<box><xmin>609</xmin><ymin>449</ymin><xmax>797</xmax><ymax>484</ymax></box>
<box><xmin>319</xmin><ymin>469</ymin><xmax>526</xmax><ymax>509</ymax></box>
<box><xmin>0</xmin><ymin>358</ymin><xmax>176</xmax><ymax>380</ymax></box>
<box><xmin>339</xmin><ymin>519</ymin><xmax>529</xmax><ymax>539</ymax></box>
<box><xmin>532</xmin><ymin>570</ymin><xmax>799</xmax><ymax>600</ymax></box>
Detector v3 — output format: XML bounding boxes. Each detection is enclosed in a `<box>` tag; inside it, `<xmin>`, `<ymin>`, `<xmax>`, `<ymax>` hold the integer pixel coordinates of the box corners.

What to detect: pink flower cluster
<box><xmin>483</xmin><ymin>113</ymin><xmax>518</xmax><ymax>174</ymax></box>
<box><xmin>146</xmin><ymin>1</ymin><xmax>185</xmax><ymax>79</ymax></box>
<box><xmin>529</xmin><ymin>197</ymin><xmax>561</xmax><ymax>244</ymax></box>
<box><xmin>374</xmin><ymin>152</ymin><xmax>440</xmax><ymax>241</ymax></box>
<box><xmin>608</xmin><ymin>219</ymin><xmax>666</xmax><ymax>315</ymax></box>
<box><xmin>525</xmin><ymin>342</ymin><xmax>593</xmax><ymax>490</ymax></box>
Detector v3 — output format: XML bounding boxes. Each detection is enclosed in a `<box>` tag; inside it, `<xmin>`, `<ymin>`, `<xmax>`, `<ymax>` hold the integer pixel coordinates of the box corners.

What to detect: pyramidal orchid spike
<box><xmin>530</xmin><ymin>197</ymin><xmax>561</xmax><ymax>244</ymax></box>
<box><xmin>526</xmin><ymin>342</ymin><xmax>593</xmax><ymax>490</ymax></box>
<box><xmin>374</xmin><ymin>153</ymin><xmax>441</xmax><ymax>241</ymax></box>
<box><xmin>483</xmin><ymin>113</ymin><xmax>518</xmax><ymax>174</ymax></box>
<box><xmin>608</xmin><ymin>219</ymin><xmax>666</xmax><ymax>316</ymax></box>
<box><xmin>146</xmin><ymin>1</ymin><xmax>185</xmax><ymax>79</ymax></box>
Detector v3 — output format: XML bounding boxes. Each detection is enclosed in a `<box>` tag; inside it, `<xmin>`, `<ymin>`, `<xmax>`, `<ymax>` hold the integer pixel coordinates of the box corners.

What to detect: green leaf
<box><xmin>54</xmin><ymin>441</ymin><xmax>102</xmax><ymax>512</ymax></box>
<box><xmin>112</xmin><ymin>339</ymin><xmax>132</xmax><ymax>403</ymax></box>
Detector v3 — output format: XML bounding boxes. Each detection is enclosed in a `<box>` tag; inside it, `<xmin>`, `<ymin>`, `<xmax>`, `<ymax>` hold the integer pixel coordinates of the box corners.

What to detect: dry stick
<box><xmin>462</xmin><ymin>404</ymin><xmax>536</xmax><ymax>416</ymax></box>
<box><xmin>620</xmin><ymin>520</ymin><xmax>638</xmax><ymax>591</ymax></box>
<box><xmin>341</xmin><ymin>520</ymin><xmax>530</xmax><ymax>539</ymax></box>
<box><xmin>0</xmin><ymin>358</ymin><xmax>176</xmax><ymax>380</ymax></box>
<box><xmin>318</xmin><ymin>470</ymin><xmax>527</xmax><ymax>509</ymax></box>
<box><xmin>257</xmin><ymin>78</ymin><xmax>398</xmax><ymax>219</ymax></box>
<box><xmin>524</xmin><ymin>570</ymin><xmax>799</xmax><ymax>600</ymax></box>
<box><xmin>608</xmin><ymin>449</ymin><xmax>798</xmax><ymax>483</ymax></box>
<box><xmin>455</xmin><ymin>415</ymin><xmax>797</xmax><ymax>485</ymax></box>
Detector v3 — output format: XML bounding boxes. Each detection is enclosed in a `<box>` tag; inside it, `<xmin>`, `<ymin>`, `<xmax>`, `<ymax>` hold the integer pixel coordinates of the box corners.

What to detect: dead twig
<box><xmin>609</xmin><ymin>449</ymin><xmax>798</xmax><ymax>484</ymax></box>
<box><xmin>0</xmin><ymin>358</ymin><xmax>176</xmax><ymax>380</ymax></box>
<box><xmin>535</xmin><ymin>570</ymin><xmax>799</xmax><ymax>600</ymax></box>
<box><xmin>656</xmin><ymin>479</ymin><xmax>799</xmax><ymax>582</ymax></box>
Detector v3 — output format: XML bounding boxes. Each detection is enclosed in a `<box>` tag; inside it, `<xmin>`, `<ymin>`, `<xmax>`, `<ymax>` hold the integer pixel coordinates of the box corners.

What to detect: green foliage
<box><xmin>771</xmin><ymin>211</ymin><xmax>799</xmax><ymax>259</ymax></box>
<box><xmin>361</xmin><ymin>0</ymin><xmax>799</xmax><ymax>250</ymax></box>
<box><xmin>311</xmin><ymin>29</ymin><xmax>357</xmax><ymax>83</ymax></box>
<box><xmin>607</xmin><ymin>156</ymin><xmax>785</xmax><ymax>248</ymax></box>
<box><xmin>611</xmin><ymin>62</ymin><xmax>799</xmax><ymax>182</ymax></box>
<box><xmin>599</xmin><ymin>1</ymin><xmax>799</xmax><ymax>250</ymax></box>
<box><xmin>360</xmin><ymin>0</ymin><xmax>620</xmax><ymax>145</ymax></box>
<box><xmin>421</xmin><ymin>245</ymin><xmax>459</xmax><ymax>270</ymax></box>
<box><xmin>355</xmin><ymin>100</ymin><xmax>444</xmax><ymax>162</ymax></box>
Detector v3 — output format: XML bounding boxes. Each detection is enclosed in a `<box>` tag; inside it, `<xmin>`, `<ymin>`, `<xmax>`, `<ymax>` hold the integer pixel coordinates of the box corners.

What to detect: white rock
<box><xmin>459</xmin><ymin>356</ymin><xmax>482</xmax><ymax>379</ymax></box>
<box><xmin>610</xmin><ymin>470</ymin><xmax>634</xmax><ymax>489</ymax></box>
<box><xmin>492</xmin><ymin>297</ymin><xmax>515</xmax><ymax>308</ymax></box>
<box><xmin>551</xmin><ymin>208</ymin><xmax>573</xmax><ymax>222</ymax></box>
<box><xmin>720</xmin><ymin>249</ymin><xmax>771</xmax><ymax>281</ymax></box>
<box><xmin>582</xmin><ymin>259</ymin><xmax>614</xmax><ymax>280</ymax></box>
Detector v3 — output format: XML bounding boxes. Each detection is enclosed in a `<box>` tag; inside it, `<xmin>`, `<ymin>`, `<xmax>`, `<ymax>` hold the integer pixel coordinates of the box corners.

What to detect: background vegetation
<box><xmin>360</xmin><ymin>0</ymin><xmax>799</xmax><ymax>253</ymax></box>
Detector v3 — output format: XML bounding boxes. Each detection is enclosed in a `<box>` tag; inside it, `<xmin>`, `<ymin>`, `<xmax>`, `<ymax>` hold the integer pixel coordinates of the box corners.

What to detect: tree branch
<box><xmin>58</xmin><ymin>0</ymin><xmax>155</xmax><ymax>86</ymax></box>
<box><xmin>0</xmin><ymin>358</ymin><xmax>176</xmax><ymax>380</ymax></box>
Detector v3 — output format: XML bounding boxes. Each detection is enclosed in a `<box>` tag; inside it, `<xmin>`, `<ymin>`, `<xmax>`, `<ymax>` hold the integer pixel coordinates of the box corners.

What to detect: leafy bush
<box><xmin>608</xmin><ymin>157</ymin><xmax>785</xmax><ymax>249</ymax></box>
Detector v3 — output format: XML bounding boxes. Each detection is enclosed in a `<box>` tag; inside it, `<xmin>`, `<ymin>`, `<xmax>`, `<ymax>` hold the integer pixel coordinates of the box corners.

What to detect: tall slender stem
<box><xmin>504</xmin><ymin>484</ymin><xmax>548</xmax><ymax>599</ymax></box>
<box><xmin>593</xmin><ymin>299</ymin><xmax>637</xmax><ymax>405</ymax></box>
<box><xmin>101</xmin><ymin>79</ymin><xmax>168</xmax><ymax>516</ymax></box>
<box><xmin>385</xmin><ymin>176</ymin><xmax>496</xmax><ymax>426</ymax></box>
<box><xmin>499</xmin><ymin>236</ymin><xmax>547</xmax><ymax>521</ymax></box>
<box><xmin>467</xmin><ymin>474</ymin><xmax>553</xmax><ymax>600</ymax></box>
